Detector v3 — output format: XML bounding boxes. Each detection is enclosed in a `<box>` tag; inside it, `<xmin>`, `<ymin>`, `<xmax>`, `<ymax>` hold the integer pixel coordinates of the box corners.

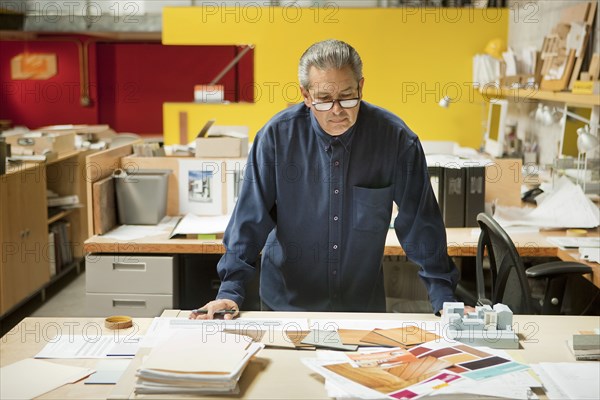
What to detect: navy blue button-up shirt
<box><xmin>216</xmin><ymin>101</ymin><xmax>459</xmax><ymax>314</ymax></box>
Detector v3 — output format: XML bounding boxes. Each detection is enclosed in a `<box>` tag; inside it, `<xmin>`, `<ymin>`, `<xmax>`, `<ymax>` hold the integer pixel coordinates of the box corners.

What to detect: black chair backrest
<box><xmin>476</xmin><ymin>213</ymin><xmax>535</xmax><ymax>314</ymax></box>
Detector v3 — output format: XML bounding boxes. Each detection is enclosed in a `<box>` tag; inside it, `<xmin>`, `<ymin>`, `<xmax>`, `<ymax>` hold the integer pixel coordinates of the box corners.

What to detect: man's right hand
<box><xmin>188</xmin><ymin>299</ymin><xmax>239</xmax><ymax>320</ymax></box>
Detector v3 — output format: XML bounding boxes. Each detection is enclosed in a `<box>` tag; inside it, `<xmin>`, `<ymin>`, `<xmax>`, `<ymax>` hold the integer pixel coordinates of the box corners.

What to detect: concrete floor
<box><xmin>31</xmin><ymin>272</ymin><xmax>87</xmax><ymax>317</ymax></box>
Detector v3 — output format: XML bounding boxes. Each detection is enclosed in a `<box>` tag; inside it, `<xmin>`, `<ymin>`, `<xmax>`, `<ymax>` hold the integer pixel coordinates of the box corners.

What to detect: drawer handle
<box><xmin>112</xmin><ymin>262</ymin><xmax>146</xmax><ymax>271</ymax></box>
<box><xmin>112</xmin><ymin>299</ymin><xmax>146</xmax><ymax>308</ymax></box>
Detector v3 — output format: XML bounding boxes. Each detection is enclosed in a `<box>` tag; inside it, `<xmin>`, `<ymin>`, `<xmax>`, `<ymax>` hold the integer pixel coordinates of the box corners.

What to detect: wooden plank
<box><xmin>568</xmin><ymin>2</ymin><xmax>597</xmax><ymax>89</ymax></box>
<box><xmin>560</xmin><ymin>1</ymin><xmax>590</xmax><ymax>23</ymax></box>
<box><xmin>589</xmin><ymin>53</ymin><xmax>600</xmax><ymax>80</ymax></box>
<box><xmin>85</xmin><ymin>142</ymin><xmax>139</xmax><ymax>237</ymax></box>
<box><xmin>491</xmin><ymin>87</ymin><xmax>600</xmax><ymax>107</ymax></box>
<box><xmin>92</xmin><ymin>176</ymin><xmax>117</xmax><ymax>235</ymax></box>
<box><xmin>179</xmin><ymin>111</ymin><xmax>188</xmax><ymax>145</ymax></box>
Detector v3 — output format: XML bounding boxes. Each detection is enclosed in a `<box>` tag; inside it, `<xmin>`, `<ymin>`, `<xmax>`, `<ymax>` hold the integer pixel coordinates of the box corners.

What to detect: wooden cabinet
<box><xmin>0</xmin><ymin>151</ymin><xmax>91</xmax><ymax>316</ymax></box>
<box><xmin>0</xmin><ymin>163</ymin><xmax>48</xmax><ymax>314</ymax></box>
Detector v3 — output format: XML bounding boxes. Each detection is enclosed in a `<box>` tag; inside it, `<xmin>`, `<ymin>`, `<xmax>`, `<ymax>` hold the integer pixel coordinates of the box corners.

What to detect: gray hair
<box><xmin>298</xmin><ymin>39</ymin><xmax>363</xmax><ymax>90</ymax></box>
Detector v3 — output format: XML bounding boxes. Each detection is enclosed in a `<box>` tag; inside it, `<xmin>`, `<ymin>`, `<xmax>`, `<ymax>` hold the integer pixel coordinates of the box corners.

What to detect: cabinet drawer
<box><xmin>86</xmin><ymin>255</ymin><xmax>174</xmax><ymax>294</ymax></box>
<box><xmin>86</xmin><ymin>293</ymin><xmax>173</xmax><ymax>317</ymax></box>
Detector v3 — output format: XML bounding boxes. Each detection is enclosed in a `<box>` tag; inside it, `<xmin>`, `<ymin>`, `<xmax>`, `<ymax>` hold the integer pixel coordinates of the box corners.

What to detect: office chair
<box><xmin>475</xmin><ymin>213</ymin><xmax>600</xmax><ymax>315</ymax></box>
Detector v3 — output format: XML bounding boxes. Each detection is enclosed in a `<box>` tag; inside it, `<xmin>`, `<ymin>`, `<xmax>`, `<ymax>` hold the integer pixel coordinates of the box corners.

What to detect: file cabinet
<box><xmin>85</xmin><ymin>255</ymin><xmax>176</xmax><ymax>317</ymax></box>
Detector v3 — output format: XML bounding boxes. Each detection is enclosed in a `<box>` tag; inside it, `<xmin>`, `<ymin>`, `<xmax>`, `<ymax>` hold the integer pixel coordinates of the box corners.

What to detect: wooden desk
<box><xmin>1</xmin><ymin>311</ymin><xmax>599</xmax><ymax>399</ymax></box>
<box><xmin>84</xmin><ymin>227</ymin><xmax>600</xmax><ymax>287</ymax></box>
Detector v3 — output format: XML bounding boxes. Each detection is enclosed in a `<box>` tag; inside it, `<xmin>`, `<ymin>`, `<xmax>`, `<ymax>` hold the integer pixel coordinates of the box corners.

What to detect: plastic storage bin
<box><xmin>114</xmin><ymin>169</ymin><xmax>170</xmax><ymax>225</ymax></box>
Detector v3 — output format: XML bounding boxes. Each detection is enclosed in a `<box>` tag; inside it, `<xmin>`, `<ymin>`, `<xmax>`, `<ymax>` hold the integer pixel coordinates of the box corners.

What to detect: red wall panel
<box><xmin>0</xmin><ymin>38</ymin><xmax>100</xmax><ymax>129</ymax></box>
<box><xmin>1</xmin><ymin>38</ymin><xmax>254</xmax><ymax>134</ymax></box>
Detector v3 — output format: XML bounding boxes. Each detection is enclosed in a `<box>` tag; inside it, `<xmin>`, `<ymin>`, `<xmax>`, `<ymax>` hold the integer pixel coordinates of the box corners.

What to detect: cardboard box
<box><xmin>195</xmin><ymin>126</ymin><xmax>249</xmax><ymax>158</ymax></box>
<box><xmin>5</xmin><ymin>130</ymin><xmax>76</xmax><ymax>156</ymax></box>
<box><xmin>196</xmin><ymin>136</ymin><xmax>248</xmax><ymax>158</ymax></box>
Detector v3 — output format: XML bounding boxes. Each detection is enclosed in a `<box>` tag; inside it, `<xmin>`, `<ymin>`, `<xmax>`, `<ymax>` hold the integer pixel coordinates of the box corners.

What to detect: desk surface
<box><xmin>84</xmin><ymin>227</ymin><xmax>600</xmax><ymax>287</ymax></box>
<box><xmin>84</xmin><ymin>227</ymin><xmax>564</xmax><ymax>256</ymax></box>
<box><xmin>1</xmin><ymin>311</ymin><xmax>599</xmax><ymax>399</ymax></box>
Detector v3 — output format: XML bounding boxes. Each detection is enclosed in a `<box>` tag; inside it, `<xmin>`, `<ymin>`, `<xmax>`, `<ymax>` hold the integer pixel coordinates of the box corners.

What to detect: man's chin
<box><xmin>325</xmin><ymin>123</ymin><xmax>350</xmax><ymax>136</ymax></box>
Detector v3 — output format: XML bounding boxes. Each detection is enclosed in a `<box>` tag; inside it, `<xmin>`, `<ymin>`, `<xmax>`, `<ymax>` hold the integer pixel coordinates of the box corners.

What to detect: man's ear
<box><xmin>358</xmin><ymin>77</ymin><xmax>365</xmax><ymax>94</ymax></box>
<box><xmin>301</xmin><ymin>87</ymin><xmax>311</xmax><ymax>108</ymax></box>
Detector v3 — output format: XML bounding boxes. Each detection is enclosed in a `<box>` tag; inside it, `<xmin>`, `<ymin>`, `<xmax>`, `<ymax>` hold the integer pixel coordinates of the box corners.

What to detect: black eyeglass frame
<box><xmin>310</xmin><ymin>85</ymin><xmax>361</xmax><ymax>112</ymax></box>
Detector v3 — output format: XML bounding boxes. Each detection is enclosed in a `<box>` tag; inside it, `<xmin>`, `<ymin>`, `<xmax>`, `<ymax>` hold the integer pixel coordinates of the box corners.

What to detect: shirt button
<box><xmin>333</xmin><ymin>215</ymin><xmax>339</xmax><ymax>221</ymax></box>
<box><xmin>332</xmin><ymin>270</ymin><xmax>337</xmax><ymax>275</ymax></box>
<box><xmin>333</xmin><ymin>244</ymin><xmax>338</xmax><ymax>250</ymax></box>
<box><xmin>334</xmin><ymin>189</ymin><xmax>339</xmax><ymax>194</ymax></box>
<box><xmin>334</xmin><ymin>160</ymin><xmax>340</xmax><ymax>167</ymax></box>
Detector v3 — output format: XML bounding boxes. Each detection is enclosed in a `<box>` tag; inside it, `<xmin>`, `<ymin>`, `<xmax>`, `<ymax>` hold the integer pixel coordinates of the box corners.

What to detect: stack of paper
<box><xmin>532</xmin><ymin>362</ymin><xmax>600</xmax><ymax>399</ymax></box>
<box><xmin>135</xmin><ymin>331</ymin><xmax>263</xmax><ymax>395</ymax></box>
<box><xmin>571</xmin><ymin>334</ymin><xmax>600</xmax><ymax>361</ymax></box>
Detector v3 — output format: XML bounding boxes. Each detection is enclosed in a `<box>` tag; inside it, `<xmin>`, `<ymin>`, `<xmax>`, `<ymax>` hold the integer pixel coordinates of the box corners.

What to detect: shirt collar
<box><xmin>309</xmin><ymin>105</ymin><xmax>359</xmax><ymax>152</ymax></box>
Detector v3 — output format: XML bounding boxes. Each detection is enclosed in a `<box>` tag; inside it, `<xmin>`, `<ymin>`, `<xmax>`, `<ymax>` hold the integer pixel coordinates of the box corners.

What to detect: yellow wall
<box><xmin>163</xmin><ymin>6</ymin><xmax>508</xmax><ymax>147</ymax></box>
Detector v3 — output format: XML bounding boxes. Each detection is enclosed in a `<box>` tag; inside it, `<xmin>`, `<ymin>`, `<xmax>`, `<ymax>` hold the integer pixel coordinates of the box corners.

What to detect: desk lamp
<box><xmin>576</xmin><ymin>124</ymin><xmax>599</xmax><ymax>192</ymax></box>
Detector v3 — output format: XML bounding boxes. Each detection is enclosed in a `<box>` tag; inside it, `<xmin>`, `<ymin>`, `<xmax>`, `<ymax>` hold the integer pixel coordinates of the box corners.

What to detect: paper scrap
<box><xmin>1</xmin><ymin>359</ymin><xmax>94</xmax><ymax>399</ymax></box>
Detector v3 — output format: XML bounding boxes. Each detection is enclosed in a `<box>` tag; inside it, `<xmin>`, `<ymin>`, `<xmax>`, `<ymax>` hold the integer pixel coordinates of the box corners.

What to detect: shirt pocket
<box><xmin>352</xmin><ymin>185</ymin><xmax>394</xmax><ymax>233</ymax></box>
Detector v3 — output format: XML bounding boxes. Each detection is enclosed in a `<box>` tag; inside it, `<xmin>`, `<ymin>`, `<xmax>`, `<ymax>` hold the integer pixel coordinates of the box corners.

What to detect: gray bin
<box><xmin>114</xmin><ymin>169</ymin><xmax>170</xmax><ymax>225</ymax></box>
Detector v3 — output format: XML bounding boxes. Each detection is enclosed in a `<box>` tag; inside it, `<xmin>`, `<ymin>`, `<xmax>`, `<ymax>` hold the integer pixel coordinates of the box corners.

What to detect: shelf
<box><xmin>47</xmin><ymin>208</ymin><xmax>74</xmax><ymax>225</ymax></box>
<box><xmin>482</xmin><ymin>87</ymin><xmax>600</xmax><ymax>107</ymax></box>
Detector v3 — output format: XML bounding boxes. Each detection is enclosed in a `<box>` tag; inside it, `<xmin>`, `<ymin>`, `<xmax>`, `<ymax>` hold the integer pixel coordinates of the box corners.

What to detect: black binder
<box><xmin>464</xmin><ymin>166</ymin><xmax>486</xmax><ymax>227</ymax></box>
<box><xmin>441</xmin><ymin>166</ymin><xmax>465</xmax><ymax>228</ymax></box>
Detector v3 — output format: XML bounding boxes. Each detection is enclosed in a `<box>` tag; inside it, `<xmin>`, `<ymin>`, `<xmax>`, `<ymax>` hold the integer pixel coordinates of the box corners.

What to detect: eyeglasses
<box><xmin>310</xmin><ymin>85</ymin><xmax>361</xmax><ymax>112</ymax></box>
<box><xmin>311</xmin><ymin>98</ymin><xmax>360</xmax><ymax>111</ymax></box>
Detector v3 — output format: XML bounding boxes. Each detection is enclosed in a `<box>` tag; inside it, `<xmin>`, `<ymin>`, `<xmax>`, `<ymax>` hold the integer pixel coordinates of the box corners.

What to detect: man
<box><xmin>192</xmin><ymin>39</ymin><xmax>459</xmax><ymax>320</ymax></box>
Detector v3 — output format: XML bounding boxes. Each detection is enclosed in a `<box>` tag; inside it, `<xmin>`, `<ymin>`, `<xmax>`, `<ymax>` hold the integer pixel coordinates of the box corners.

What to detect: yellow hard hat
<box><xmin>484</xmin><ymin>38</ymin><xmax>506</xmax><ymax>59</ymax></box>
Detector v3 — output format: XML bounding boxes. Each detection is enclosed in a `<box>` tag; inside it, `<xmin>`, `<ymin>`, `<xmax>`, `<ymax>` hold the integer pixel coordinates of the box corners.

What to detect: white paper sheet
<box><xmin>547</xmin><ymin>236</ymin><xmax>600</xmax><ymax>249</ymax></box>
<box><xmin>84</xmin><ymin>359</ymin><xmax>131</xmax><ymax>384</ymax></box>
<box><xmin>169</xmin><ymin>213</ymin><xmax>231</xmax><ymax>237</ymax></box>
<box><xmin>494</xmin><ymin>177</ymin><xmax>600</xmax><ymax>229</ymax></box>
<box><xmin>35</xmin><ymin>335</ymin><xmax>141</xmax><ymax>359</ymax></box>
<box><xmin>140</xmin><ymin>317</ymin><xmax>310</xmax><ymax>348</ymax></box>
<box><xmin>532</xmin><ymin>362</ymin><xmax>600</xmax><ymax>400</ymax></box>
<box><xmin>101</xmin><ymin>216</ymin><xmax>179</xmax><ymax>240</ymax></box>
<box><xmin>0</xmin><ymin>359</ymin><xmax>94</xmax><ymax>399</ymax></box>
<box><xmin>580</xmin><ymin>247</ymin><xmax>600</xmax><ymax>263</ymax></box>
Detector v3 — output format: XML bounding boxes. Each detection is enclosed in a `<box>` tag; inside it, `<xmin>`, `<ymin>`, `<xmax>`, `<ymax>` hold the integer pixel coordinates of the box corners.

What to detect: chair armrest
<box><xmin>526</xmin><ymin>261</ymin><xmax>592</xmax><ymax>278</ymax></box>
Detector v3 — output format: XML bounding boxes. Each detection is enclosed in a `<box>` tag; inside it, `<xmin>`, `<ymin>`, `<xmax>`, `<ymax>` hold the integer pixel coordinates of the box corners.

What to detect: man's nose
<box><xmin>331</xmin><ymin>100</ymin><xmax>344</xmax><ymax>114</ymax></box>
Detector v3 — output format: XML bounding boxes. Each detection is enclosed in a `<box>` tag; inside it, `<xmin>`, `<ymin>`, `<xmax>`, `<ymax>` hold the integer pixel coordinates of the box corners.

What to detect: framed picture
<box><xmin>178</xmin><ymin>159</ymin><xmax>223</xmax><ymax>215</ymax></box>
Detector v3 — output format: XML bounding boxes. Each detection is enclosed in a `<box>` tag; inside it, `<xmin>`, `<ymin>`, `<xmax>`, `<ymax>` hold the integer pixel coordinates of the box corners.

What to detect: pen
<box><xmin>191</xmin><ymin>308</ymin><xmax>237</xmax><ymax>315</ymax></box>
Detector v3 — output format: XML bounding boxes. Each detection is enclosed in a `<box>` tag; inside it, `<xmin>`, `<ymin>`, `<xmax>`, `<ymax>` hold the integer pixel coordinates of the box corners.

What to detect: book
<box><xmin>570</xmin><ymin>334</ymin><xmax>600</xmax><ymax>361</ymax></box>
<box><xmin>441</xmin><ymin>167</ymin><xmax>465</xmax><ymax>228</ymax></box>
<box><xmin>464</xmin><ymin>166</ymin><xmax>486</xmax><ymax>227</ymax></box>
<box><xmin>47</xmin><ymin>195</ymin><xmax>79</xmax><ymax>207</ymax></box>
